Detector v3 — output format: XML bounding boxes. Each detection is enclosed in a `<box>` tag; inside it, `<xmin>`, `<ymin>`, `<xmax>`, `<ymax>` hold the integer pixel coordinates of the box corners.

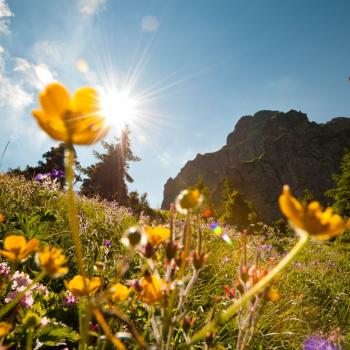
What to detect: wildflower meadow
<box><xmin>0</xmin><ymin>82</ymin><xmax>349</xmax><ymax>350</ymax></box>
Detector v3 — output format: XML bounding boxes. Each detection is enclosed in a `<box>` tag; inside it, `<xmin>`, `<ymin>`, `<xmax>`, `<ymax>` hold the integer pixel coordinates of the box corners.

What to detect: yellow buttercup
<box><xmin>279</xmin><ymin>185</ymin><xmax>350</xmax><ymax>240</ymax></box>
<box><xmin>32</xmin><ymin>83</ymin><xmax>110</xmax><ymax>145</ymax></box>
<box><xmin>0</xmin><ymin>235</ymin><xmax>39</xmax><ymax>262</ymax></box>
<box><xmin>36</xmin><ymin>246</ymin><xmax>68</xmax><ymax>278</ymax></box>
<box><xmin>65</xmin><ymin>275</ymin><xmax>101</xmax><ymax>297</ymax></box>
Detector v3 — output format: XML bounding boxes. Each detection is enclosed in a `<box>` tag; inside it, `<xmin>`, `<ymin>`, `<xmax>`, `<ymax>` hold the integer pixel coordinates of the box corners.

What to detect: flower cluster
<box><xmin>34</xmin><ymin>169</ymin><xmax>64</xmax><ymax>182</ymax></box>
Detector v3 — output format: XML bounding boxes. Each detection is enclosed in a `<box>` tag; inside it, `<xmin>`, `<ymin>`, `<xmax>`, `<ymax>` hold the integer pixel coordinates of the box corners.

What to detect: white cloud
<box><xmin>0</xmin><ymin>47</ymin><xmax>57</xmax><ymax>110</ymax></box>
<box><xmin>141</xmin><ymin>15</ymin><xmax>159</xmax><ymax>32</ymax></box>
<box><xmin>14</xmin><ymin>57</ymin><xmax>57</xmax><ymax>90</ymax></box>
<box><xmin>0</xmin><ymin>48</ymin><xmax>32</xmax><ymax>109</ymax></box>
<box><xmin>78</xmin><ymin>0</ymin><xmax>105</xmax><ymax>18</ymax></box>
<box><xmin>0</xmin><ymin>73</ymin><xmax>33</xmax><ymax>109</ymax></box>
<box><xmin>31</xmin><ymin>41</ymin><xmax>62</xmax><ymax>65</ymax></box>
<box><xmin>0</xmin><ymin>0</ymin><xmax>13</xmax><ymax>34</ymax></box>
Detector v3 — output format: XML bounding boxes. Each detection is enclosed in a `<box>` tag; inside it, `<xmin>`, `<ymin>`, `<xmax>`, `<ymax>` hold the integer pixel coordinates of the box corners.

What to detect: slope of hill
<box><xmin>162</xmin><ymin>110</ymin><xmax>350</xmax><ymax>222</ymax></box>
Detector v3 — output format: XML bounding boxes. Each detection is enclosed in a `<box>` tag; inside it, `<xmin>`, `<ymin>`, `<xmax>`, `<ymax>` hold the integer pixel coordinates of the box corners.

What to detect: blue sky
<box><xmin>0</xmin><ymin>0</ymin><xmax>349</xmax><ymax>207</ymax></box>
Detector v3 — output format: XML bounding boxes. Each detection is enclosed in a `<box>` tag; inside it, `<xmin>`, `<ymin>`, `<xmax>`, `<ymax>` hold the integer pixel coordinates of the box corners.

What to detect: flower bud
<box><xmin>143</xmin><ymin>242</ymin><xmax>155</xmax><ymax>258</ymax></box>
<box><xmin>182</xmin><ymin>316</ymin><xmax>195</xmax><ymax>333</ymax></box>
<box><xmin>165</xmin><ymin>241</ymin><xmax>178</xmax><ymax>260</ymax></box>
<box><xmin>121</xmin><ymin>226</ymin><xmax>147</xmax><ymax>249</ymax></box>
<box><xmin>192</xmin><ymin>251</ymin><xmax>208</xmax><ymax>270</ymax></box>
<box><xmin>93</xmin><ymin>261</ymin><xmax>105</xmax><ymax>273</ymax></box>
<box><xmin>175</xmin><ymin>189</ymin><xmax>203</xmax><ymax>214</ymax></box>
<box><xmin>240</xmin><ymin>265</ymin><xmax>249</xmax><ymax>282</ymax></box>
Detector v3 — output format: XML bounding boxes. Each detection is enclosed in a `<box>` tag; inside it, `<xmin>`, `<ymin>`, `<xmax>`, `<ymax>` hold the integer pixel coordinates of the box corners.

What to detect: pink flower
<box><xmin>63</xmin><ymin>290</ymin><xmax>78</xmax><ymax>306</ymax></box>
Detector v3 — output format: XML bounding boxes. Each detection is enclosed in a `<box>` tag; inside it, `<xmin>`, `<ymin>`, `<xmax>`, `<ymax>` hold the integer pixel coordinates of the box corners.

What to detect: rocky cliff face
<box><xmin>161</xmin><ymin>110</ymin><xmax>350</xmax><ymax>222</ymax></box>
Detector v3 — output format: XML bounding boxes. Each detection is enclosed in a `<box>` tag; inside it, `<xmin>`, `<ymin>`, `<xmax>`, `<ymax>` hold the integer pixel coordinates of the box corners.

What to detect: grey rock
<box><xmin>161</xmin><ymin>110</ymin><xmax>350</xmax><ymax>222</ymax></box>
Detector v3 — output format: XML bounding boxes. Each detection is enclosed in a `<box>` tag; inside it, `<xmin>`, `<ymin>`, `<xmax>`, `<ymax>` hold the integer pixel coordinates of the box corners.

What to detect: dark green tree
<box><xmin>219</xmin><ymin>177</ymin><xmax>257</xmax><ymax>228</ymax></box>
<box><xmin>193</xmin><ymin>176</ymin><xmax>213</xmax><ymax>210</ymax></box>
<box><xmin>127</xmin><ymin>191</ymin><xmax>154</xmax><ymax>216</ymax></box>
<box><xmin>81</xmin><ymin>126</ymin><xmax>140</xmax><ymax>205</ymax></box>
<box><xmin>325</xmin><ymin>149</ymin><xmax>350</xmax><ymax>217</ymax></box>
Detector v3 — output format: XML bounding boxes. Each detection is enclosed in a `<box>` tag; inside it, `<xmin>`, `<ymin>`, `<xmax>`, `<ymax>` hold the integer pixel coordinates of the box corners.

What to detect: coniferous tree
<box><xmin>325</xmin><ymin>149</ymin><xmax>350</xmax><ymax>217</ymax></box>
<box><xmin>81</xmin><ymin>126</ymin><xmax>140</xmax><ymax>204</ymax></box>
<box><xmin>193</xmin><ymin>176</ymin><xmax>213</xmax><ymax>210</ymax></box>
<box><xmin>218</xmin><ymin>177</ymin><xmax>257</xmax><ymax>228</ymax></box>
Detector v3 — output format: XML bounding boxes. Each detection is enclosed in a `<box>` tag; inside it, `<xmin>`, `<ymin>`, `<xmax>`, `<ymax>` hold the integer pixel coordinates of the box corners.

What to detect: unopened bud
<box><xmin>93</xmin><ymin>261</ymin><xmax>105</xmax><ymax>273</ymax></box>
<box><xmin>165</xmin><ymin>241</ymin><xmax>178</xmax><ymax>260</ymax></box>
<box><xmin>143</xmin><ymin>242</ymin><xmax>155</xmax><ymax>258</ymax></box>
<box><xmin>121</xmin><ymin>226</ymin><xmax>147</xmax><ymax>249</ymax></box>
<box><xmin>192</xmin><ymin>251</ymin><xmax>208</xmax><ymax>270</ymax></box>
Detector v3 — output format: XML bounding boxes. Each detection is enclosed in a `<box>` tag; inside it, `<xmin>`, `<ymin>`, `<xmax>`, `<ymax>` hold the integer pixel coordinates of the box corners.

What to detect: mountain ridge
<box><xmin>161</xmin><ymin>110</ymin><xmax>350</xmax><ymax>222</ymax></box>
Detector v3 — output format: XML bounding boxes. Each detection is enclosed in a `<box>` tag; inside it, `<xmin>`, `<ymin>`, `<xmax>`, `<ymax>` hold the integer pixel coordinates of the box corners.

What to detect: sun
<box><xmin>99</xmin><ymin>87</ymin><xmax>139</xmax><ymax>130</ymax></box>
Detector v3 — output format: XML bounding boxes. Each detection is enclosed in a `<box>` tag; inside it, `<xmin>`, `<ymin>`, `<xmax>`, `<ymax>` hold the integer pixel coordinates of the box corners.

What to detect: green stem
<box><xmin>64</xmin><ymin>143</ymin><xmax>89</xmax><ymax>349</ymax></box>
<box><xmin>190</xmin><ymin>231</ymin><xmax>310</xmax><ymax>343</ymax></box>
<box><xmin>162</xmin><ymin>214</ymin><xmax>192</xmax><ymax>342</ymax></box>
<box><xmin>64</xmin><ymin>144</ymin><xmax>86</xmax><ymax>277</ymax></box>
<box><xmin>26</xmin><ymin>329</ymin><xmax>33</xmax><ymax>350</ymax></box>
<box><xmin>0</xmin><ymin>271</ymin><xmax>45</xmax><ymax>319</ymax></box>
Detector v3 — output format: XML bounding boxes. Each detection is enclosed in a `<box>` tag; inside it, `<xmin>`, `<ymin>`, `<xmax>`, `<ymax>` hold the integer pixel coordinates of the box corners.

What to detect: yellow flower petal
<box><xmin>145</xmin><ymin>226</ymin><xmax>170</xmax><ymax>246</ymax></box>
<box><xmin>66</xmin><ymin>275</ymin><xmax>101</xmax><ymax>297</ymax></box>
<box><xmin>1</xmin><ymin>235</ymin><xmax>39</xmax><ymax>262</ymax></box>
<box><xmin>32</xmin><ymin>110</ymin><xmax>68</xmax><ymax>142</ymax></box>
<box><xmin>36</xmin><ymin>246</ymin><xmax>68</xmax><ymax>278</ymax></box>
<box><xmin>279</xmin><ymin>185</ymin><xmax>350</xmax><ymax>240</ymax></box>
<box><xmin>4</xmin><ymin>235</ymin><xmax>26</xmax><ymax>252</ymax></box>
<box><xmin>39</xmin><ymin>83</ymin><xmax>70</xmax><ymax>116</ymax></box>
<box><xmin>71</xmin><ymin>87</ymin><xmax>99</xmax><ymax>115</ymax></box>
<box><xmin>0</xmin><ymin>322</ymin><xmax>12</xmax><ymax>338</ymax></box>
<box><xmin>89</xmin><ymin>277</ymin><xmax>102</xmax><ymax>294</ymax></box>
<box><xmin>110</xmin><ymin>283</ymin><xmax>130</xmax><ymax>302</ymax></box>
<box><xmin>138</xmin><ymin>275</ymin><xmax>165</xmax><ymax>304</ymax></box>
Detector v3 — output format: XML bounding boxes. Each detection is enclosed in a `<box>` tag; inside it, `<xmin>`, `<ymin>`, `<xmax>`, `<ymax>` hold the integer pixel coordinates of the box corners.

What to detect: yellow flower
<box><xmin>175</xmin><ymin>189</ymin><xmax>203</xmax><ymax>214</ymax></box>
<box><xmin>279</xmin><ymin>185</ymin><xmax>350</xmax><ymax>240</ymax></box>
<box><xmin>0</xmin><ymin>322</ymin><xmax>12</xmax><ymax>338</ymax></box>
<box><xmin>109</xmin><ymin>283</ymin><xmax>130</xmax><ymax>302</ymax></box>
<box><xmin>65</xmin><ymin>275</ymin><xmax>101</xmax><ymax>297</ymax></box>
<box><xmin>145</xmin><ymin>226</ymin><xmax>170</xmax><ymax>246</ymax></box>
<box><xmin>138</xmin><ymin>275</ymin><xmax>165</xmax><ymax>304</ymax></box>
<box><xmin>36</xmin><ymin>246</ymin><xmax>68</xmax><ymax>278</ymax></box>
<box><xmin>0</xmin><ymin>235</ymin><xmax>39</xmax><ymax>262</ymax></box>
<box><xmin>0</xmin><ymin>213</ymin><xmax>5</xmax><ymax>223</ymax></box>
<box><xmin>32</xmin><ymin>83</ymin><xmax>110</xmax><ymax>145</ymax></box>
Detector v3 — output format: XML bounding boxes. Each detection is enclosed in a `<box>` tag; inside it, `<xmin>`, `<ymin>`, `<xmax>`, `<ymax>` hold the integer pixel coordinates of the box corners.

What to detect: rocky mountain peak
<box><xmin>162</xmin><ymin>110</ymin><xmax>350</xmax><ymax>222</ymax></box>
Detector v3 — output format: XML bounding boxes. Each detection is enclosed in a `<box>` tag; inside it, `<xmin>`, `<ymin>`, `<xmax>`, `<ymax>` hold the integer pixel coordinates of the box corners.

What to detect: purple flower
<box><xmin>50</xmin><ymin>169</ymin><xmax>64</xmax><ymax>179</ymax></box>
<box><xmin>304</xmin><ymin>336</ymin><xmax>338</xmax><ymax>350</ymax></box>
<box><xmin>104</xmin><ymin>240</ymin><xmax>111</xmax><ymax>248</ymax></box>
<box><xmin>34</xmin><ymin>173</ymin><xmax>48</xmax><ymax>182</ymax></box>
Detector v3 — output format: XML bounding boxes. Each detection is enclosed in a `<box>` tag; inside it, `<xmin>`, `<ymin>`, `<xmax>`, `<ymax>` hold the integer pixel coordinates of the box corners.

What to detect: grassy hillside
<box><xmin>0</xmin><ymin>173</ymin><xmax>349</xmax><ymax>349</ymax></box>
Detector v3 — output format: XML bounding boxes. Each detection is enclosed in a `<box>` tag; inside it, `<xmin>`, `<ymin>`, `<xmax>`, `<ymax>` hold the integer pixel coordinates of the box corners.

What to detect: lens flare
<box><xmin>99</xmin><ymin>87</ymin><xmax>139</xmax><ymax>130</ymax></box>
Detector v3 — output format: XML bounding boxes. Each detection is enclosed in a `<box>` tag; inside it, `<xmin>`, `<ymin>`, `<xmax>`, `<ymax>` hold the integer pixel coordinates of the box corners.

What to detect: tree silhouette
<box><xmin>325</xmin><ymin>149</ymin><xmax>350</xmax><ymax>217</ymax></box>
<box><xmin>81</xmin><ymin>126</ymin><xmax>140</xmax><ymax>205</ymax></box>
